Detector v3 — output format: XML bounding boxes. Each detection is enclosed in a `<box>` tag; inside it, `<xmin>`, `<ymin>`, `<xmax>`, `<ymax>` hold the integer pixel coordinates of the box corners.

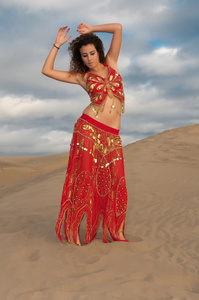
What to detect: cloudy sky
<box><xmin>0</xmin><ymin>0</ymin><xmax>199</xmax><ymax>156</ymax></box>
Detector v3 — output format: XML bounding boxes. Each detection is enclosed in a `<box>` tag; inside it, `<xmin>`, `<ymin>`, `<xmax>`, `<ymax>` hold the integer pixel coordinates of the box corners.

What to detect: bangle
<box><xmin>53</xmin><ymin>43</ymin><xmax>60</xmax><ymax>50</ymax></box>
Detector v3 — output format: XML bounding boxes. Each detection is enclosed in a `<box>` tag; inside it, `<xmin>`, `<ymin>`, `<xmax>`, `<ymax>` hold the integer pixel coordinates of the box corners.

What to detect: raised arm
<box><xmin>42</xmin><ymin>26</ymin><xmax>81</xmax><ymax>84</ymax></box>
<box><xmin>77</xmin><ymin>23</ymin><xmax>122</xmax><ymax>70</ymax></box>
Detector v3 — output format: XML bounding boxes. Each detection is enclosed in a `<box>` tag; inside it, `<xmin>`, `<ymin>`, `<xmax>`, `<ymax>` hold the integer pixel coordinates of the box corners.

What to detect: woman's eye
<box><xmin>91</xmin><ymin>52</ymin><xmax>95</xmax><ymax>55</ymax></box>
<box><xmin>82</xmin><ymin>54</ymin><xmax>87</xmax><ymax>57</ymax></box>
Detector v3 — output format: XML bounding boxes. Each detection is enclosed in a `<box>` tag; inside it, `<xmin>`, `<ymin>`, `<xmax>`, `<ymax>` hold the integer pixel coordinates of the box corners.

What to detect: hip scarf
<box><xmin>55</xmin><ymin>114</ymin><xmax>128</xmax><ymax>245</ymax></box>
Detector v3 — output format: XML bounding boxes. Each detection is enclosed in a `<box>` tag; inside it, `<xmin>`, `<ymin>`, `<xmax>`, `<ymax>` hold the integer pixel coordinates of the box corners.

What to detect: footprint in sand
<box><xmin>27</xmin><ymin>249</ymin><xmax>40</xmax><ymax>262</ymax></box>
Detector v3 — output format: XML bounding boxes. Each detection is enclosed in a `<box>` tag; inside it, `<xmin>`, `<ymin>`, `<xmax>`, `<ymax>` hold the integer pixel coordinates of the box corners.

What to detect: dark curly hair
<box><xmin>68</xmin><ymin>33</ymin><xmax>105</xmax><ymax>74</ymax></box>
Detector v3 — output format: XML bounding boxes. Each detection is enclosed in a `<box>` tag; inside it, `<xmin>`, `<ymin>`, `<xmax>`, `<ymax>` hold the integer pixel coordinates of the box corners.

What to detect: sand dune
<box><xmin>0</xmin><ymin>124</ymin><xmax>199</xmax><ymax>300</ymax></box>
<box><xmin>0</xmin><ymin>153</ymin><xmax>69</xmax><ymax>189</ymax></box>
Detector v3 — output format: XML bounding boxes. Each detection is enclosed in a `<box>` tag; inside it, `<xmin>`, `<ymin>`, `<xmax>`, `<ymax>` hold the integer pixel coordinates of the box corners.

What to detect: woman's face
<box><xmin>80</xmin><ymin>44</ymin><xmax>100</xmax><ymax>69</ymax></box>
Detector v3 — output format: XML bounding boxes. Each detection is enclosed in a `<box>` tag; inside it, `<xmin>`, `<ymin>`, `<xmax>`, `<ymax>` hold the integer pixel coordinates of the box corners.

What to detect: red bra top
<box><xmin>86</xmin><ymin>64</ymin><xmax>125</xmax><ymax>113</ymax></box>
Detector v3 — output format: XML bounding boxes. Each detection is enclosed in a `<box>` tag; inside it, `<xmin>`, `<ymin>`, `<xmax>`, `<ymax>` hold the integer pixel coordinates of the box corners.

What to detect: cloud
<box><xmin>0</xmin><ymin>126</ymin><xmax>72</xmax><ymax>156</ymax></box>
<box><xmin>153</xmin><ymin>5</ymin><xmax>170</xmax><ymax>14</ymax></box>
<box><xmin>136</xmin><ymin>47</ymin><xmax>198</xmax><ymax>75</ymax></box>
<box><xmin>0</xmin><ymin>0</ymin><xmax>95</xmax><ymax>12</ymax></box>
<box><xmin>125</xmin><ymin>84</ymin><xmax>176</xmax><ymax>115</ymax></box>
<box><xmin>0</xmin><ymin>94</ymin><xmax>86</xmax><ymax>121</ymax></box>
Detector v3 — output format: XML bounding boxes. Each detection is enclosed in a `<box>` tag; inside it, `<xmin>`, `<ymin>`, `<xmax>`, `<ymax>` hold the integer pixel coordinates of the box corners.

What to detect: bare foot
<box><xmin>118</xmin><ymin>230</ymin><xmax>126</xmax><ymax>240</ymax></box>
<box><xmin>76</xmin><ymin>234</ymin><xmax>81</xmax><ymax>246</ymax></box>
<box><xmin>118</xmin><ymin>220</ymin><xmax>126</xmax><ymax>240</ymax></box>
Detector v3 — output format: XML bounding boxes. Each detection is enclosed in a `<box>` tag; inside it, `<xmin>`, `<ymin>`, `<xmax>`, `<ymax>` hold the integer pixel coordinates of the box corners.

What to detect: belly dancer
<box><xmin>42</xmin><ymin>22</ymin><xmax>128</xmax><ymax>245</ymax></box>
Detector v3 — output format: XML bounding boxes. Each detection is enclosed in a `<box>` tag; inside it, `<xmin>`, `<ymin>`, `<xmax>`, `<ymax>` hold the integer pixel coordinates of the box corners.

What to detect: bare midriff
<box><xmin>83</xmin><ymin>96</ymin><xmax>121</xmax><ymax>130</ymax></box>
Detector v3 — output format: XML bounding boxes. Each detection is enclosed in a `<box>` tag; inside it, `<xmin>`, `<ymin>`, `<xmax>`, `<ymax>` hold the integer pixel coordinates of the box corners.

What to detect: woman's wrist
<box><xmin>53</xmin><ymin>42</ymin><xmax>61</xmax><ymax>50</ymax></box>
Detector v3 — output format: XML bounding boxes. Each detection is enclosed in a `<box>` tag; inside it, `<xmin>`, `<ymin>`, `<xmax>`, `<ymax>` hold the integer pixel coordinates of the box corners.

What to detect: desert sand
<box><xmin>0</xmin><ymin>124</ymin><xmax>199</xmax><ymax>300</ymax></box>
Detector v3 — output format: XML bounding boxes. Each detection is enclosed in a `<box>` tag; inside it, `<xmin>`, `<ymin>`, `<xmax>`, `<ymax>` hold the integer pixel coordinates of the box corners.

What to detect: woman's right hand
<box><xmin>77</xmin><ymin>23</ymin><xmax>92</xmax><ymax>34</ymax></box>
<box><xmin>54</xmin><ymin>26</ymin><xmax>72</xmax><ymax>47</ymax></box>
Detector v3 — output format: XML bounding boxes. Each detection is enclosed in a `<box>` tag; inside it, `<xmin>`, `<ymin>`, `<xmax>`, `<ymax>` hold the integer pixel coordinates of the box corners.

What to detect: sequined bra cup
<box><xmin>86</xmin><ymin>64</ymin><xmax>125</xmax><ymax>116</ymax></box>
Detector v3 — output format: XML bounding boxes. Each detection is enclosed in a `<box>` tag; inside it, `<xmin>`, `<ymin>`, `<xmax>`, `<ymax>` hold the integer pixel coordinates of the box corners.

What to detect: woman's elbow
<box><xmin>116</xmin><ymin>23</ymin><xmax>122</xmax><ymax>31</ymax></box>
<box><xmin>41</xmin><ymin>67</ymin><xmax>48</xmax><ymax>76</ymax></box>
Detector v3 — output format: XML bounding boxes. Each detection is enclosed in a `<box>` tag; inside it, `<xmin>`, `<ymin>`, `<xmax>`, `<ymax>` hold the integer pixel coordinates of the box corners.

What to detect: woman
<box><xmin>42</xmin><ymin>23</ymin><xmax>128</xmax><ymax>245</ymax></box>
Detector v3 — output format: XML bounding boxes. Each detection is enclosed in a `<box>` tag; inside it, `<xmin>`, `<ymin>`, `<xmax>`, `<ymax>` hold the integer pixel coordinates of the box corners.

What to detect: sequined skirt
<box><xmin>55</xmin><ymin>114</ymin><xmax>128</xmax><ymax>245</ymax></box>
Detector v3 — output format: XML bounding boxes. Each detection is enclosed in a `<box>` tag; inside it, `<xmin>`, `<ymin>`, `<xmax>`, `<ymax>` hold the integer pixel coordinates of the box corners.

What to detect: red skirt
<box><xmin>55</xmin><ymin>114</ymin><xmax>128</xmax><ymax>245</ymax></box>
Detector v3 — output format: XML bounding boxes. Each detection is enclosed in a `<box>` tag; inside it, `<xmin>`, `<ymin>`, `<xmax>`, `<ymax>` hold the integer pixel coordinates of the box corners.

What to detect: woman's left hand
<box><xmin>77</xmin><ymin>23</ymin><xmax>92</xmax><ymax>34</ymax></box>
